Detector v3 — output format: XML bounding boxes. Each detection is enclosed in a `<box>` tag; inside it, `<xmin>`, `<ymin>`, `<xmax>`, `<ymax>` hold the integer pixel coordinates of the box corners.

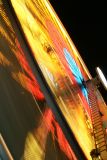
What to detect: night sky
<box><xmin>50</xmin><ymin>0</ymin><xmax>107</xmax><ymax>102</ymax></box>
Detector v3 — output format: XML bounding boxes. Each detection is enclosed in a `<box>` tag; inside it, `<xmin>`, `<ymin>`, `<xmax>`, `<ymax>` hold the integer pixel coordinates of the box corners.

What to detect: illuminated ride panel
<box><xmin>9</xmin><ymin>0</ymin><xmax>95</xmax><ymax>159</ymax></box>
<box><xmin>0</xmin><ymin>2</ymin><xmax>77</xmax><ymax>160</ymax></box>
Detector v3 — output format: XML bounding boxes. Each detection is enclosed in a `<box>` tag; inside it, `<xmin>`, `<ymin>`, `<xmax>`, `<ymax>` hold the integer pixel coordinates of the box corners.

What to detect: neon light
<box><xmin>64</xmin><ymin>48</ymin><xmax>89</xmax><ymax>103</ymax></box>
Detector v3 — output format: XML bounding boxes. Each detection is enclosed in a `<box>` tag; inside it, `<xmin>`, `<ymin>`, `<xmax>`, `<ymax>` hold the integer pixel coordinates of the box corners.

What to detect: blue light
<box><xmin>63</xmin><ymin>48</ymin><xmax>89</xmax><ymax>103</ymax></box>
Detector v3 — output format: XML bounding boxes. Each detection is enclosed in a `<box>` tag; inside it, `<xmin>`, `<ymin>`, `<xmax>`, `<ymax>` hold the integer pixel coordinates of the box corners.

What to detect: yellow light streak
<box><xmin>10</xmin><ymin>1</ymin><xmax>95</xmax><ymax>159</ymax></box>
<box><xmin>0</xmin><ymin>51</ymin><xmax>11</xmax><ymax>66</ymax></box>
<box><xmin>44</xmin><ymin>0</ymin><xmax>92</xmax><ymax>79</ymax></box>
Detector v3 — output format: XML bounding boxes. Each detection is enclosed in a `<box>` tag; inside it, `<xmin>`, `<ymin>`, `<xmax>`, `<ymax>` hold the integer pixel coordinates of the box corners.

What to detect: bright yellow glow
<box><xmin>10</xmin><ymin>0</ymin><xmax>95</xmax><ymax>159</ymax></box>
<box><xmin>43</xmin><ymin>0</ymin><xmax>92</xmax><ymax>79</ymax></box>
<box><xmin>0</xmin><ymin>3</ymin><xmax>77</xmax><ymax>160</ymax></box>
<box><xmin>23</xmin><ymin>133</ymin><xmax>44</xmax><ymax>160</ymax></box>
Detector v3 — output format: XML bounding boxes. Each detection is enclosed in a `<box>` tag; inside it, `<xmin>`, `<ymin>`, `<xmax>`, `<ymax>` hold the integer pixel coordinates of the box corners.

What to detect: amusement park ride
<box><xmin>0</xmin><ymin>0</ymin><xmax>107</xmax><ymax>160</ymax></box>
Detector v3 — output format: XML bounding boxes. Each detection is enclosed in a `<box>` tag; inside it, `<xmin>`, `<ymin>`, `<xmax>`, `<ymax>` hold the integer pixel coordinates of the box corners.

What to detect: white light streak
<box><xmin>96</xmin><ymin>67</ymin><xmax>107</xmax><ymax>90</ymax></box>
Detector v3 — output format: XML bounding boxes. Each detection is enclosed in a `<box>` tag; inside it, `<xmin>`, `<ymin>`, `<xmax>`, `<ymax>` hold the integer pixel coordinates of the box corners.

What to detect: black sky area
<box><xmin>50</xmin><ymin>0</ymin><xmax>107</xmax><ymax>102</ymax></box>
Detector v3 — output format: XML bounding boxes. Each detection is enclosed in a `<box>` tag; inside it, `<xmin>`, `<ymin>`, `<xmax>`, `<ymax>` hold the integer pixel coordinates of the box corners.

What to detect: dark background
<box><xmin>50</xmin><ymin>0</ymin><xmax>107</xmax><ymax>103</ymax></box>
